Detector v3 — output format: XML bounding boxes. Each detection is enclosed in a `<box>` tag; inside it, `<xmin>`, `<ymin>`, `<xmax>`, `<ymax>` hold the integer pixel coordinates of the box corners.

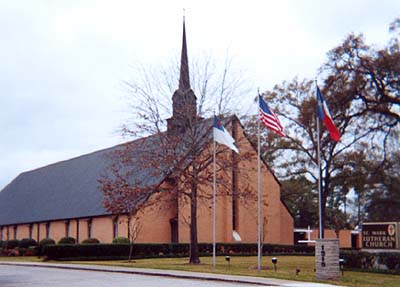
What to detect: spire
<box><xmin>167</xmin><ymin>15</ymin><xmax>197</xmax><ymax>135</ymax></box>
<box><xmin>179</xmin><ymin>17</ymin><xmax>190</xmax><ymax>91</ymax></box>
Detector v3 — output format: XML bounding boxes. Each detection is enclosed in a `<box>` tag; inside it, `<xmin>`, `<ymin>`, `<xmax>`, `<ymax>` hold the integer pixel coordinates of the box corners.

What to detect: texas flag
<box><xmin>213</xmin><ymin>115</ymin><xmax>239</xmax><ymax>153</ymax></box>
<box><xmin>316</xmin><ymin>86</ymin><xmax>341</xmax><ymax>142</ymax></box>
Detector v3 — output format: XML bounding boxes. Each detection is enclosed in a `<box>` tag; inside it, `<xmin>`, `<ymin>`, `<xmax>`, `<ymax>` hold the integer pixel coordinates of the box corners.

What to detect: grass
<box><xmin>1</xmin><ymin>255</ymin><xmax>399</xmax><ymax>287</ymax></box>
<box><xmin>0</xmin><ymin>256</ymin><xmax>43</xmax><ymax>262</ymax></box>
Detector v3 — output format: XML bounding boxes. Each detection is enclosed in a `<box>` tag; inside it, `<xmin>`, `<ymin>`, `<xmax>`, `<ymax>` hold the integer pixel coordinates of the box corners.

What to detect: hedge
<box><xmin>42</xmin><ymin>243</ymin><xmax>315</xmax><ymax>261</ymax></box>
<box><xmin>340</xmin><ymin>250</ymin><xmax>400</xmax><ymax>273</ymax></box>
<box><xmin>1</xmin><ymin>239</ymin><xmax>19</xmax><ymax>249</ymax></box>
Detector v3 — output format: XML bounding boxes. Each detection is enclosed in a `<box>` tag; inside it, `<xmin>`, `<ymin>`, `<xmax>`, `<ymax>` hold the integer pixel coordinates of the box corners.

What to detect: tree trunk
<box><xmin>128</xmin><ymin>243</ymin><xmax>134</xmax><ymax>262</ymax></box>
<box><xmin>189</xmin><ymin>168</ymin><xmax>200</xmax><ymax>264</ymax></box>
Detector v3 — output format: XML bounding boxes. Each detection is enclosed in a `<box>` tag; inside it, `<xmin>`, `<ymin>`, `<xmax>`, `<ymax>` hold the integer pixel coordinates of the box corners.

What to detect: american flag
<box><xmin>259</xmin><ymin>95</ymin><xmax>285</xmax><ymax>137</ymax></box>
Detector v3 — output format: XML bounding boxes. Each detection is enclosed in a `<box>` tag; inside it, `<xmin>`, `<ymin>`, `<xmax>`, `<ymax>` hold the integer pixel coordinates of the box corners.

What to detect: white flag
<box><xmin>213</xmin><ymin>115</ymin><xmax>239</xmax><ymax>153</ymax></box>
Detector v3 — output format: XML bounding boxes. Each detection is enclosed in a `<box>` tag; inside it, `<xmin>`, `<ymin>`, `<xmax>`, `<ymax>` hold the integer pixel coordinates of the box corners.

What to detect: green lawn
<box><xmin>1</xmin><ymin>255</ymin><xmax>399</xmax><ymax>287</ymax></box>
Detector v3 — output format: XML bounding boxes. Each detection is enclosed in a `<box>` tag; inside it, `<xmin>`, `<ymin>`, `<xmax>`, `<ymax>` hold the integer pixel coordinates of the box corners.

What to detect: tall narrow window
<box><xmin>170</xmin><ymin>217</ymin><xmax>179</xmax><ymax>243</ymax></box>
<box><xmin>127</xmin><ymin>217</ymin><xmax>131</xmax><ymax>240</ymax></box>
<box><xmin>0</xmin><ymin>226</ymin><xmax>3</xmax><ymax>241</ymax></box>
<box><xmin>13</xmin><ymin>225</ymin><xmax>18</xmax><ymax>239</ymax></box>
<box><xmin>37</xmin><ymin>223</ymin><xmax>40</xmax><ymax>243</ymax></box>
<box><xmin>29</xmin><ymin>224</ymin><xmax>33</xmax><ymax>239</ymax></box>
<box><xmin>87</xmin><ymin>219</ymin><xmax>92</xmax><ymax>239</ymax></box>
<box><xmin>65</xmin><ymin>220</ymin><xmax>70</xmax><ymax>237</ymax></box>
<box><xmin>46</xmin><ymin>222</ymin><xmax>50</xmax><ymax>239</ymax></box>
<box><xmin>113</xmin><ymin>218</ymin><xmax>118</xmax><ymax>239</ymax></box>
<box><xmin>76</xmin><ymin>219</ymin><xmax>80</xmax><ymax>243</ymax></box>
<box><xmin>231</xmin><ymin>118</ymin><xmax>239</xmax><ymax>231</ymax></box>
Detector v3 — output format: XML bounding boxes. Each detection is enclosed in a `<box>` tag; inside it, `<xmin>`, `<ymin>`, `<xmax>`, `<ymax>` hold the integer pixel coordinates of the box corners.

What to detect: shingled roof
<box><xmin>0</xmin><ymin>116</ymin><xmax>221</xmax><ymax>226</ymax></box>
<box><xmin>0</xmin><ymin>115</ymin><xmax>289</xmax><ymax>227</ymax></box>
<box><xmin>0</xmin><ymin>131</ymin><xmax>174</xmax><ymax>226</ymax></box>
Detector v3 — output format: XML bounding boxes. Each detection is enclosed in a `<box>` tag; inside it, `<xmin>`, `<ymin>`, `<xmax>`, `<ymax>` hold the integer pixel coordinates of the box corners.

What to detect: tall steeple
<box><xmin>179</xmin><ymin>17</ymin><xmax>190</xmax><ymax>91</ymax></box>
<box><xmin>167</xmin><ymin>17</ymin><xmax>197</xmax><ymax>135</ymax></box>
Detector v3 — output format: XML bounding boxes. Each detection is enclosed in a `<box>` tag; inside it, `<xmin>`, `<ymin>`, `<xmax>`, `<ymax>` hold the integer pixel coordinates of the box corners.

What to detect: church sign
<box><xmin>362</xmin><ymin>222</ymin><xmax>399</xmax><ymax>250</ymax></box>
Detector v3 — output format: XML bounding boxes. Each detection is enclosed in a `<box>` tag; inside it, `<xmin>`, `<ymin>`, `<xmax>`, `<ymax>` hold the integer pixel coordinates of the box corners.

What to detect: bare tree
<box><xmin>100</xmin><ymin>46</ymin><xmax>254</xmax><ymax>264</ymax></box>
<box><xmin>120</xmin><ymin>52</ymin><xmax>251</xmax><ymax>139</ymax></box>
<box><xmin>100</xmin><ymin>115</ymin><xmax>255</xmax><ymax>263</ymax></box>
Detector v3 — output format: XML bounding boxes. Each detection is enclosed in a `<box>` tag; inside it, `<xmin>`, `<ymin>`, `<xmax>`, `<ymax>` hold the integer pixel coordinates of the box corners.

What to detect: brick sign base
<box><xmin>315</xmin><ymin>239</ymin><xmax>340</xmax><ymax>280</ymax></box>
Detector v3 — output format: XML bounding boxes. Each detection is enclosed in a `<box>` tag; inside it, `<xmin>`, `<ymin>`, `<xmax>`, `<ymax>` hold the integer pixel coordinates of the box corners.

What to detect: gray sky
<box><xmin>0</xmin><ymin>0</ymin><xmax>399</xmax><ymax>189</ymax></box>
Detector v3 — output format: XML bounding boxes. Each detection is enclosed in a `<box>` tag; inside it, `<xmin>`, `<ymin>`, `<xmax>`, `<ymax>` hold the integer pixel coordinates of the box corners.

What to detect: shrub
<box><xmin>81</xmin><ymin>238</ymin><xmax>100</xmax><ymax>244</ymax></box>
<box><xmin>25</xmin><ymin>246</ymin><xmax>38</xmax><ymax>256</ymax></box>
<box><xmin>18</xmin><ymin>238</ymin><xmax>38</xmax><ymax>249</ymax></box>
<box><xmin>18</xmin><ymin>248</ymin><xmax>28</xmax><ymax>256</ymax></box>
<box><xmin>39</xmin><ymin>238</ymin><xmax>56</xmax><ymax>246</ymax></box>
<box><xmin>58</xmin><ymin>237</ymin><xmax>76</xmax><ymax>245</ymax></box>
<box><xmin>340</xmin><ymin>250</ymin><xmax>400</xmax><ymax>272</ymax></box>
<box><xmin>38</xmin><ymin>238</ymin><xmax>56</xmax><ymax>256</ymax></box>
<box><xmin>3</xmin><ymin>239</ymin><xmax>19</xmax><ymax>249</ymax></box>
<box><xmin>340</xmin><ymin>250</ymin><xmax>376</xmax><ymax>269</ymax></box>
<box><xmin>378</xmin><ymin>252</ymin><xmax>400</xmax><ymax>270</ymax></box>
<box><xmin>112</xmin><ymin>237</ymin><xmax>130</xmax><ymax>244</ymax></box>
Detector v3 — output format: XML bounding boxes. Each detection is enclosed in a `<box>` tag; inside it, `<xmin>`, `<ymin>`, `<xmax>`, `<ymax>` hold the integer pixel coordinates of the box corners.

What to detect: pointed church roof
<box><xmin>0</xmin><ymin>115</ymin><xmax>290</xmax><ymax>226</ymax></box>
<box><xmin>0</xmin><ymin>117</ymin><xmax>225</xmax><ymax>226</ymax></box>
<box><xmin>179</xmin><ymin>17</ymin><xmax>190</xmax><ymax>91</ymax></box>
<box><xmin>0</xmin><ymin>134</ymin><xmax>169</xmax><ymax>225</ymax></box>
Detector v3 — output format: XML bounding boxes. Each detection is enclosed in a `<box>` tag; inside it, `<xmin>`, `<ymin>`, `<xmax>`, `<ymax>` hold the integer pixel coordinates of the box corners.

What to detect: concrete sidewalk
<box><xmin>0</xmin><ymin>261</ymin><xmax>346</xmax><ymax>287</ymax></box>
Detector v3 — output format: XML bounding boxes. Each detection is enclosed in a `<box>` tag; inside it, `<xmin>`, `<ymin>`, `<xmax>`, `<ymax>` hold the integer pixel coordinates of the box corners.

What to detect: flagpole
<box><xmin>316</xmin><ymin>83</ymin><xmax>324</xmax><ymax>240</ymax></box>
<box><xmin>212</xmin><ymin>124</ymin><xmax>217</xmax><ymax>269</ymax></box>
<box><xmin>257</xmin><ymin>99</ymin><xmax>262</xmax><ymax>272</ymax></box>
<box><xmin>256</xmin><ymin>93</ymin><xmax>285</xmax><ymax>270</ymax></box>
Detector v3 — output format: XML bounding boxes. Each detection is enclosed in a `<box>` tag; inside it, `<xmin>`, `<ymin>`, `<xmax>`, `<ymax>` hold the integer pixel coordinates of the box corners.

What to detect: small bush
<box><xmin>112</xmin><ymin>237</ymin><xmax>130</xmax><ymax>244</ymax></box>
<box><xmin>39</xmin><ymin>238</ymin><xmax>56</xmax><ymax>246</ymax></box>
<box><xmin>81</xmin><ymin>238</ymin><xmax>100</xmax><ymax>244</ymax></box>
<box><xmin>3</xmin><ymin>239</ymin><xmax>19</xmax><ymax>249</ymax></box>
<box><xmin>58</xmin><ymin>237</ymin><xmax>76</xmax><ymax>245</ymax></box>
<box><xmin>18</xmin><ymin>248</ymin><xmax>28</xmax><ymax>256</ymax></box>
<box><xmin>18</xmin><ymin>238</ymin><xmax>37</xmax><ymax>249</ymax></box>
<box><xmin>25</xmin><ymin>246</ymin><xmax>38</xmax><ymax>256</ymax></box>
<box><xmin>378</xmin><ymin>252</ymin><xmax>400</xmax><ymax>270</ymax></box>
<box><xmin>38</xmin><ymin>238</ymin><xmax>56</xmax><ymax>255</ymax></box>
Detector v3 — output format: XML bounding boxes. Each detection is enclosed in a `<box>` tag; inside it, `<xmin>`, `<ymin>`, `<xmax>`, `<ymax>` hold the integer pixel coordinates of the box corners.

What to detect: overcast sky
<box><xmin>0</xmin><ymin>0</ymin><xmax>399</xmax><ymax>190</ymax></box>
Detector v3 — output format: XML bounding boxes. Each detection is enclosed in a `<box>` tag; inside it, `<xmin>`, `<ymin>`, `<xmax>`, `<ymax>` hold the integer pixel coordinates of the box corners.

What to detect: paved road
<box><xmin>0</xmin><ymin>262</ymin><xmax>346</xmax><ymax>287</ymax></box>
<box><xmin>0</xmin><ymin>265</ymin><xmax>258</xmax><ymax>287</ymax></box>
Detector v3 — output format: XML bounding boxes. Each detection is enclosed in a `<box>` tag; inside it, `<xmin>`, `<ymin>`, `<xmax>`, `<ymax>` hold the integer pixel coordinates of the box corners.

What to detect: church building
<box><xmin>0</xmin><ymin>20</ymin><xmax>294</xmax><ymax>246</ymax></box>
